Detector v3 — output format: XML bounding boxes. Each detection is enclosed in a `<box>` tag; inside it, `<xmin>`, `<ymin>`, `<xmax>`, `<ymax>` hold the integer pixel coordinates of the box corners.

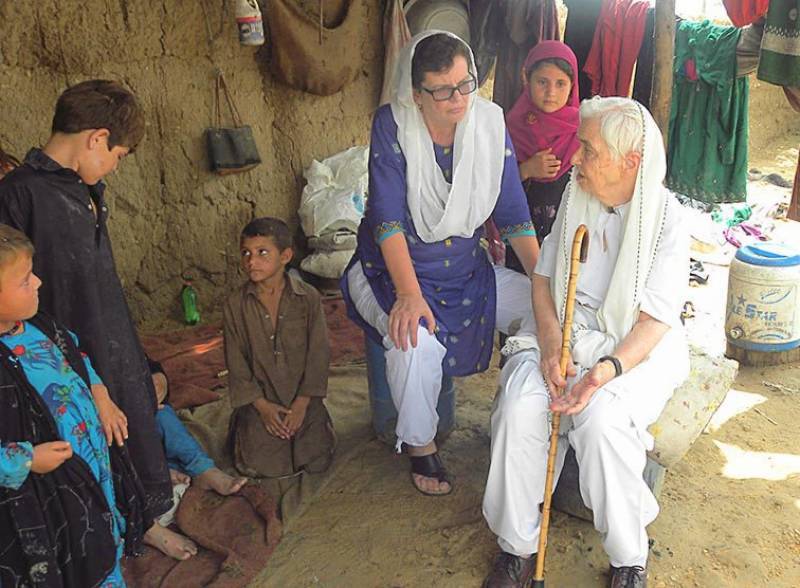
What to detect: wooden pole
<box><xmin>650</xmin><ymin>0</ymin><xmax>676</xmax><ymax>149</ymax></box>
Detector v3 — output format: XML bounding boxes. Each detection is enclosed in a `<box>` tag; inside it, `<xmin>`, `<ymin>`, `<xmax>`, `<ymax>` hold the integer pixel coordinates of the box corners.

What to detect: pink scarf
<box><xmin>506</xmin><ymin>41</ymin><xmax>580</xmax><ymax>183</ymax></box>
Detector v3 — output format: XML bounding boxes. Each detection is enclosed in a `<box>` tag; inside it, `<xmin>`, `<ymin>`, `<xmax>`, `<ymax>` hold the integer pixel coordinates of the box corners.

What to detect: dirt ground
<box><xmin>244</xmin><ymin>141</ymin><xmax>800</xmax><ymax>588</ymax></box>
<box><xmin>248</xmin><ymin>354</ymin><xmax>799</xmax><ymax>588</ymax></box>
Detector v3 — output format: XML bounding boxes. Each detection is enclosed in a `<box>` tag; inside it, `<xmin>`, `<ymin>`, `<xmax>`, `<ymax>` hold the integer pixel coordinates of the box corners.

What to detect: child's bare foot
<box><xmin>195</xmin><ymin>467</ymin><xmax>247</xmax><ymax>496</ymax></box>
<box><xmin>144</xmin><ymin>524</ymin><xmax>198</xmax><ymax>560</ymax></box>
<box><xmin>170</xmin><ymin>468</ymin><xmax>191</xmax><ymax>486</ymax></box>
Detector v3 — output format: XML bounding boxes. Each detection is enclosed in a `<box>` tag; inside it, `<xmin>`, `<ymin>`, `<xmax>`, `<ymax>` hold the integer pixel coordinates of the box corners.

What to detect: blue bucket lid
<box><xmin>735</xmin><ymin>243</ymin><xmax>800</xmax><ymax>267</ymax></box>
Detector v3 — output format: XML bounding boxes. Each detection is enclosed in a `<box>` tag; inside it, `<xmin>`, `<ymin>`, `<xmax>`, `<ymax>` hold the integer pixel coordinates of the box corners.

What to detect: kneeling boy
<box><xmin>224</xmin><ymin>217</ymin><xmax>334</xmax><ymax>479</ymax></box>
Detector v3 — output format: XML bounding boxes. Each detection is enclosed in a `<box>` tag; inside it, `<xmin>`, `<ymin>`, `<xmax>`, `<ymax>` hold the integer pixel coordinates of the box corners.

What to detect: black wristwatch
<box><xmin>597</xmin><ymin>355</ymin><xmax>623</xmax><ymax>378</ymax></box>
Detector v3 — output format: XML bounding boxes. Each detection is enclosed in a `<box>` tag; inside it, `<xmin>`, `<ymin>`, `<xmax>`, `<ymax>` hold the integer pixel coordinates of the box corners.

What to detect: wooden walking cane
<box><xmin>532</xmin><ymin>224</ymin><xmax>589</xmax><ymax>588</ymax></box>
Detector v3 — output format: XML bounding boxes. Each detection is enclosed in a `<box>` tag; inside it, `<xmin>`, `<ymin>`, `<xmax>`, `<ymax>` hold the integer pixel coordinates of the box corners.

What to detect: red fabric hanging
<box><xmin>722</xmin><ymin>0</ymin><xmax>769</xmax><ymax>28</ymax></box>
<box><xmin>583</xmin><ymin>0</ymin><xmax>650</xmax><ymax>97</ymax></box>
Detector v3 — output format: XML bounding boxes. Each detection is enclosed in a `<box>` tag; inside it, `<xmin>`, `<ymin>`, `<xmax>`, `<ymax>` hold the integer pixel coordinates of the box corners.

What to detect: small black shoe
<box><xmin>609</xmin><ymin>564</ymin><xmax>647</xmax><ymax>588</ymax></box>
<box><xmin>482</xmin><ymin>552</ymin><xmax>536</xmax><ymax>588</ymax></box>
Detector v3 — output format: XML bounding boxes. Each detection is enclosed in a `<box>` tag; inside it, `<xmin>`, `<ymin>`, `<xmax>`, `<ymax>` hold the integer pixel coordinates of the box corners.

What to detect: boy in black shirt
<box><xmin>0</xmin><ymin>80</ymin><xmax>193</xmax><ymax>559</ymax></box>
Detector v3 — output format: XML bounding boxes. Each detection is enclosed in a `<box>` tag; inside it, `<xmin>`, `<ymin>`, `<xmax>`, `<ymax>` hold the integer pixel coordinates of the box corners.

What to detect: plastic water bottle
<box><xmin>235</xmin><ymin>0</ymin><xmax>265</xmax><ymax>46</ymax></box>
<box><xmin>181</xmin><ymin>279</ymin><xmax>200</xmax><ymax>325</ymax></box>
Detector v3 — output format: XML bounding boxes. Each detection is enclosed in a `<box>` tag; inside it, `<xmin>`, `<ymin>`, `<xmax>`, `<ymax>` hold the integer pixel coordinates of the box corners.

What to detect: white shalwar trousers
<box><xmin>482</xmin><ymin>328</ymin><xmax>688</xmax><ymax>568</ymax></box>
<box><xmin>346</xmin><ymin>263</ymin><xmax>535</xmax><ymax>452</ymax></box>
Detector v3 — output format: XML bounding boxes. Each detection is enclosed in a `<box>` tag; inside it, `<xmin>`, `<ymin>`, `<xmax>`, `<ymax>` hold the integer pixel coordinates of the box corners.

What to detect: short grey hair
<box><xmin>579</xmin><ymin>96</ymin><xmax>644</xmax><ymax>161</ymax></box>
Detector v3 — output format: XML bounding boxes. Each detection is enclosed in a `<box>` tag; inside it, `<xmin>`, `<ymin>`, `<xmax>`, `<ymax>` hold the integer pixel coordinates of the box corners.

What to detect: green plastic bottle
<box><xmin>181</xmin><ymin>278</ymin><xmax>200</xmax><ymax>325</ymax></box>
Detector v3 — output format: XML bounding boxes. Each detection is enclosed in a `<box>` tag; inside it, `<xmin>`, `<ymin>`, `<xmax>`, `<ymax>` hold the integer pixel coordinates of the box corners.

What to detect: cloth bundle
<box><xmin>299</xmin><ymin>146</ymin><xmax>368</xmax><ymax>280</ymax></box>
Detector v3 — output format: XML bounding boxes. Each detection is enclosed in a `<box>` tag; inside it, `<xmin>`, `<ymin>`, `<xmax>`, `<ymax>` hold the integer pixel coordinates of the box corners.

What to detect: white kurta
<box><xmin>483</xmin><ymin>196</ymin><xmax>690</xmax><ymax>567</ymax></box>
<box><xmin>347</xmin><ymin>263</ymin><xmax>536</xmax><ymax>451</ymax></box>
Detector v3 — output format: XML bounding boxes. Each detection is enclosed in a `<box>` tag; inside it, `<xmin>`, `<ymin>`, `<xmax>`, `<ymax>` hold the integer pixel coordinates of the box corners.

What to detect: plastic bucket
<box><xmin>725</xmin><ymin>242</ymin><xmax>800</xmax><ymax>353</ymax></box>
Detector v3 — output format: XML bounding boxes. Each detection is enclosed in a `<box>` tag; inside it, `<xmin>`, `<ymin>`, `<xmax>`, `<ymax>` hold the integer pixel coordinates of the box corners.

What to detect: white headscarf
<box><xmin>390</xmin><ymin>30</ymin><xmax>507</xmax><ymax>244</ymax></box>
<box><xmin>552</xmin><ymin>101</ymin><xmax>669</xmax><ymax>363</ymax></box>
<box><xmin>502</xmin><ymin>100</ymin><xmax>670</xmax><ymax>362</ymax></box>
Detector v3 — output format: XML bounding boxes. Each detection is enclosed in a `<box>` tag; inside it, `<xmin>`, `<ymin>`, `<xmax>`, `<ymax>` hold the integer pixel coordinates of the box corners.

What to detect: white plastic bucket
<box><xmin>725</xmin><ymin>243</ymin><xmax>800</xmax><ymax>352</ymax></box>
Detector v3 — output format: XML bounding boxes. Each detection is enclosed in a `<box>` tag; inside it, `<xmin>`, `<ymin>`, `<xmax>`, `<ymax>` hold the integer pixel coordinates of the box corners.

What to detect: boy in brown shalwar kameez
<box><xmin>224</xmin><ymin>217</ymin><xmax>335</xmax><ymax>480</ymax></box>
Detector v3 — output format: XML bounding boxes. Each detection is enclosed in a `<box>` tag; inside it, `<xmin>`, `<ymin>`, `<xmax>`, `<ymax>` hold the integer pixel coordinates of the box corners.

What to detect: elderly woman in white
<box><xmin>481</xmin><ymin>97</ymin><xmax>689</xmax><ymax>588</ymax></box>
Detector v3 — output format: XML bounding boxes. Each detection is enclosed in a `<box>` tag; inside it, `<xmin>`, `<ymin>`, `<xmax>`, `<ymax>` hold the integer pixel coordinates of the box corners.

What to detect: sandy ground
<box><xmin>240</xmin><ymin>141</ymin><xmax>800</xmax><ymax>587</ymax></box>
<box><xmin>249</xmin><ymin>355</ymin><xmax>800</xmax><ymax>588</ymax></box>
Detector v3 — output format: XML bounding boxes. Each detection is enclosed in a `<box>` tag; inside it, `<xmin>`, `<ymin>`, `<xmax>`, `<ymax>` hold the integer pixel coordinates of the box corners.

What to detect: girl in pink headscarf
<box><xmin>505</xmin><ymin>41</ymin><xmax>580</xmax><ymax>270</ymax></box>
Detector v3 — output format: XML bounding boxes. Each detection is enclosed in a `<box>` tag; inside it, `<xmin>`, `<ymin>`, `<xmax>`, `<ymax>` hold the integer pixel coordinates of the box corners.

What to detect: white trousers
<box><xmin>482</xmin><ymin>328</ymin><xmax>686</xmax><ymax>568</ymax></box>
<box><xmin>347</xmin><ymin>263</ymin><xmax>534</xmax><ymax>451</ymax></box>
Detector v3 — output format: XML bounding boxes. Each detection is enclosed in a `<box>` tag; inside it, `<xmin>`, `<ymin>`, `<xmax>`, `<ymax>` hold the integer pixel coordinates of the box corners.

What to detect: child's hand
<box><xmin>284</xmin><ymin>396</ymin><xmax>310</xmax><ymax>437</ymax></box>
<box><xmin>521</xmin><ymin>148</ymin><xmax>561</xmax><ymax>180</ymax></box>
<box><xmin>91</xmin><ymin>384</ymin><xmax>129</xmax><ymax>446</ymax></box>
<box><xmin>31</xmin><ymin>441</ymin><xmax>73</xmax><ymax>474</ymax></box>
<box><xmin>253</xmin><ymin>399</ymin><xmax>292</xmax><ymax>439</ymax></box>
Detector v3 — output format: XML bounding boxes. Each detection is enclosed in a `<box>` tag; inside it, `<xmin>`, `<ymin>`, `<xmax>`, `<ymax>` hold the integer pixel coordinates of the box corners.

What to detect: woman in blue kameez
<box><xmin>342</xmin><ymin>31</ymin><xmax>541</xmax><ymax>495</ymax></box>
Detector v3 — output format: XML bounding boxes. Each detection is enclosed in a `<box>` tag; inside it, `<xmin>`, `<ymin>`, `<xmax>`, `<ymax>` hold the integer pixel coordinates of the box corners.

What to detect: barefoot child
<box><xmin>0</xmin><ymin>80</ymin><xmax>174</xmax><ymax>550</ymax></box>
<box><xmin>143</xmin><ymin>359</ymin><xmax>247</xmax><ymax>560</ymax></box>
<box><xmin>224</xmin><ymin>218</ymin><xmax>335</xmax><ymax>480</ymax></box>
<box><xmin>0</xmin><ymin>224</ymin><xmax>142</xmax><ymax>587</ymax></box>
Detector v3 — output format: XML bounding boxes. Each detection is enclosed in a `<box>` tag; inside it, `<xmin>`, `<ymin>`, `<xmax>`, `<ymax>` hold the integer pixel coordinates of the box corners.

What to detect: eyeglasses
<box><xmin>420</xmin><ymin>76</ymin><xmax>478</xmax><ymax>102</ymax></box>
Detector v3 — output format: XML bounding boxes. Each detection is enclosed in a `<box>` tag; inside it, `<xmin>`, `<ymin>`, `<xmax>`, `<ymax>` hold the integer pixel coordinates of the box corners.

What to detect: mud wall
<box><xmin>748</xmin><ymin>78</ymin><xmax>800</xmax><ymax>153</ymax></box>
<box><xmin>0</xmin><ymin>0</ymin><xmax>383</xmax><ymax>327</ymax></box>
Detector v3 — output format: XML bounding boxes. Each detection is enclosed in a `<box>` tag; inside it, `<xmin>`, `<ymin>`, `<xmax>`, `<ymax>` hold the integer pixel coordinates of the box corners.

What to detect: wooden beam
<box><xmin>650</xmin><ymin>0</ymin><xmax>676</xmax><ymax>148</ymax></box>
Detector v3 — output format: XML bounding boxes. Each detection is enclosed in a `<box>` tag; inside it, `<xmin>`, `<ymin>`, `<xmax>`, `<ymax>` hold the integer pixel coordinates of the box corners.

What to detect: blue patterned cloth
<box><xmin>343</xmin><ymin>105</ymin><xmax>535</xmax><ymax>377</ymax></box>
<box><xmin>0</xmin><ymin>322</ymin><xmax>126</xmax><ymax>587</ymax></box>
<box><xmin>0</xmin><ymin>441</ymin><xmax>34</xmax><ymax>489</ymax></box>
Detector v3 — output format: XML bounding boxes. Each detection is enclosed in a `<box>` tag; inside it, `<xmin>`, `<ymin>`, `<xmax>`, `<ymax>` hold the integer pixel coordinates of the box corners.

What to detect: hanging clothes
<box><xmin>632</xmin><ymin>7</ymin><xmax>656</xmax><ymax>108</ymax></box>
<box><xmin>563</xmin><ymin>0</ymin><xmax>603</xmax><ymax>101</ymax></box>
<box><xmin>379</xmin><ymin>0</ymin><xmax>411</xmax><ymax>105</ymax></box>
<box><xmin>736</xmin><ymin>19</ymin><xmax>766</xmax><ymax>77</ymax></box>
<box><xmin>667</xmin><ymin>20</ymin><xmax>748</xmax><ymax>204</ymax></box>
<box><xmin>492</xmin><ymin>0</ymin><xmax>560</xmax><ymax>112</ymax></box>
<box><xmin>758</xmin><ymin>0</ymin><xmax>800</xmax><ymax>87</ymax></box>
<box><xmin>583</xmin><ymin>0</ymin><xmax>650</xmax><ymax>97</ymax></box>
<box><xmin>722</xmin><ymin>0</ymin><xmax>770</xmax><ymax>27</ymax></box>
<box><xmin>469</xmin><ymin>0</ymin><xmax>501</xmax><ymax>85</ymax></box>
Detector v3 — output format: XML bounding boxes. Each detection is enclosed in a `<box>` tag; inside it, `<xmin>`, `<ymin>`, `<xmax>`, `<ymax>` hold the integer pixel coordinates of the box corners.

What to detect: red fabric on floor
<box><xmin>584</xmin><ymin>0</ymin><xmax>650</xmax><ymax>97</ymax></box>
<box><xmin>140</xmin><ymin>296</ymin><xmax>365</xmax><ymax>410</ymax></box>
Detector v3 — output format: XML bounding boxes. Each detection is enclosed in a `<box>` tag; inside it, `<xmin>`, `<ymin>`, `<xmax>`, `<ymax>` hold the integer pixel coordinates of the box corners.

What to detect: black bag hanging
<box><xmin>205</xmin><ymin>70</ymin><xmax>261</xmax><ymax>175</ymax></box>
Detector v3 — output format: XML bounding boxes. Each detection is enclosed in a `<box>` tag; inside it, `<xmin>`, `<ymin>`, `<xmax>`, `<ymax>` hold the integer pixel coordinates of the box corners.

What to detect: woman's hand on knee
<box><xmin>389</xmin><ymin>293</ymin><xmax>436</xmax><ymax>351</ymax></box>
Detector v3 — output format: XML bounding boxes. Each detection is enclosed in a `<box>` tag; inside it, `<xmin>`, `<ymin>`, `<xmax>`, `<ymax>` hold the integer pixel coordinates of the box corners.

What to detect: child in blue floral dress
<box><xmin>0</xmin><ymin>224</ymin><xmax>145</xmax><ymax>587</ymax></box>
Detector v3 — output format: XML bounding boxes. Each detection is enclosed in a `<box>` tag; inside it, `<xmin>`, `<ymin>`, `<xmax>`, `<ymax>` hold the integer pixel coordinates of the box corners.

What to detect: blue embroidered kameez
<box><xmin>343</xmin><ymin>104</ymin><xmax>535</xmax><ymax>377</ymax></box>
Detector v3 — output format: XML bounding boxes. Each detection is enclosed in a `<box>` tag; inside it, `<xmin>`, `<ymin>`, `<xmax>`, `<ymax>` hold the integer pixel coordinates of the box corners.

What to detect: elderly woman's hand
<box><xmin>389</xmin><ymin>292</ymin><xmax>436</xmax><ymax>352</ymax></box>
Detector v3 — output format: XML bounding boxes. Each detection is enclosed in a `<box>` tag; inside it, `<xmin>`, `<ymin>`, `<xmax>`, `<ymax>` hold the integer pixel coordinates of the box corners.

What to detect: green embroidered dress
<box><xmin>667</xmin><ymin>20</ymin><xmax>748</xmax><ymax>204</ymax></box>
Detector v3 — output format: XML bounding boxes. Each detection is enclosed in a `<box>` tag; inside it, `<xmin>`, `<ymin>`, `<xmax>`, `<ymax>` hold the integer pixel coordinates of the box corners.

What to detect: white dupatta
<box><xmin>390</xmin><ymin>30</ymin><xmax>507</xmax><ymax>244</ymax></box>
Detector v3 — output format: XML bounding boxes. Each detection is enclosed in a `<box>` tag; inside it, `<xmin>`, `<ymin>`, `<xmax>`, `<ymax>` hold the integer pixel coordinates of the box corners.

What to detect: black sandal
<box><xmin>409</xmin><ymin>452</ymin><xmax>453</xmax><ymax>496</ymax></box>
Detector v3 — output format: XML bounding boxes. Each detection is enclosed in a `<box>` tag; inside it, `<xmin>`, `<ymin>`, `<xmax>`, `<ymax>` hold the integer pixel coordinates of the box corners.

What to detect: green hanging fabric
<box><xmin>758</xmin><ymin>0</ymin><xmax>800</xmax><ymax>86</ymax></box>
<box><xmin>667</xmin><ymin>20</ymin><xmax>748</xmax><ymax>204</ymax></box>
